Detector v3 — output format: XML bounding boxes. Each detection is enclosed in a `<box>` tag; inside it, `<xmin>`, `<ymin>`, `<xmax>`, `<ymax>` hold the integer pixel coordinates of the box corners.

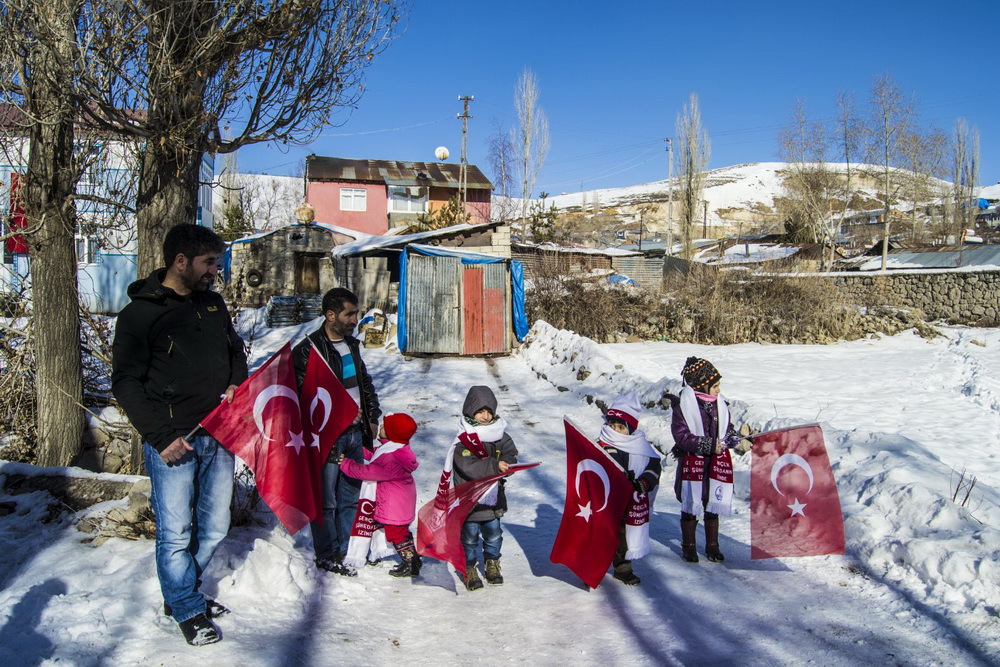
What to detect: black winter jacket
<box><xmin>292</xmin><ymin>326</ymin><xmax>381</xmax><ymax>448</ymax></box>
<box><xmin>111</xmin><ymin>269</ymin><xmax>248</xmax><ymax>452</ymax></box>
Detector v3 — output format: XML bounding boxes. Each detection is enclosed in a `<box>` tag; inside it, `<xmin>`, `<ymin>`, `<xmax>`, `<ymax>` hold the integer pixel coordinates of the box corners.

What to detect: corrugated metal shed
<box><xmin>307</xmin><ymin>156</ymin><xmax>493</xmax><ymax>190</ymax></box>
<box><xmin>852</xmin><ymin>245</ymin><xmax>1000</xmax><ymax>271</ymax></box>
<box><xmin>406</xmin><ymin>253</ymin><xmax>462</xmax><ymax>354</ymax></box>
<box><xmin>610</xmin><ymin>256</ymin><xmax>664</xmax><ymax>289</ymax></box>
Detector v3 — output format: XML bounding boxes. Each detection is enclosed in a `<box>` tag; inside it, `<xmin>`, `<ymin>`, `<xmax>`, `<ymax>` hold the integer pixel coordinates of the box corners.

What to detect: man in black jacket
<box><xmin>292</xmin><ymin>287</ymin><xmax>381</xmax><ymax>576</ymax></box>
<box><xmin>112</xmin><ymin>224</ymin><xmax>247</xmax><ymax>646</ymax></box>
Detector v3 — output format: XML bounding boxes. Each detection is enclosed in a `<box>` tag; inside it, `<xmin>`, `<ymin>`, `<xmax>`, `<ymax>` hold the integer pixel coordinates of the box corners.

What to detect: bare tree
<box><xmin>898</xmin><ymin>126</ymin><xmax>947</xmax><ymax>243</ymax></box>
<box><xmin>674</xmin><ymin>93</ymin><xmax>710</xmax><ymax>259</ymax></box>
<box><xmin>0</xmin><ymin>0</ymin><xmax>84</xmax><ymax>465</ymax></box>
<box><xmin>866</xmin><ymin>74</ymin><xmax>915</xmax><ymax>269</ymax></box>
<box><xmin>952</xmin><ymin>118</ymin><xmax>980</xmax><ymax>242</ymax></box>
<box><xmin>486</xmin><ymin>117</ymin><xmax>517</xmax><ymax>222</ymax></box>
<box><xmin>513</xmin><ymin>68</ymin><xmax>550</xmax><ymax>235</ymax></box>
<box><xmin>777</xmin><ymin>99</ymin><xmax>837</xmax><ymax>266</ymax></box>
<box><xmin>73</xmin><ymin>0</ymin><xmax>405</xmax><ymax>275</ymax></box>
<box><xmin>831</xmin><ymin>92</ymin><xmax>863</xmax><ymax>264</ymax></box>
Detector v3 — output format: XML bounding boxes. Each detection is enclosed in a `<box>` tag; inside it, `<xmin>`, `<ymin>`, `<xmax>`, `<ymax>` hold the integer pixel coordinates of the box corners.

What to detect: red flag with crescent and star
<box><xmin>550</xmin><ymin>418</ymin><xmax>632</xmax><ymax>588</ymax></box>
<box><xmin>200</xmin><ymin>342</ymin><xmax>316</xmax><ymax>535</ymax></box>
<box><xmin>416</xmin><ymin>462</ymin><xmax>540</xmax><ymax>577</ymax></box>
<box><xmin>300</xmin><ymin>346</ymin><xmax>359</xmax><ymax>517</ymax></box>
<box><xmin>750</xmin><ymin>424</ymin><xmax>845</xmax><ymax>559</ymax></box>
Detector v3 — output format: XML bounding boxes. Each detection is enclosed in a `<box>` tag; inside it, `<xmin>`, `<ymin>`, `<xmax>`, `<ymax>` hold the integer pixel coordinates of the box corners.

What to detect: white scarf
<box><xmin>678</xmin><ymin>386</ymin><xmax>734</xmax><ymax>517</ymax></box>
<box><xmin>598</xmin><ymin>426</ymin><xmax>659</xmax><ymax>560</ymax></box>
<box><xmin>446</xmin><ymin>416</ymin><xmax>509</xmax><ymax>507</ymax></box>
<box><xmin>343</xmin><ymin>441</ymin><xmax>403</xmax><ymax>568</ymax></box>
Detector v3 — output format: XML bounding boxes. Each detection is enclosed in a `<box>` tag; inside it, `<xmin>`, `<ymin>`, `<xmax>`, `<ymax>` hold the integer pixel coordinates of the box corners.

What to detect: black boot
<box><xmin>178</xmin><ymin>613</ymin><xmax>221</xmax><ymax>646</ymax></box>
<box><xmin>681</xmin><ymin>515</ymin><xmax>699</xmax><ymax>563</ymax></box>
<box><xmin>704</xmin><ymin>514</ymin><xmax>725</xmax><ymax>563</ymax></box>
<box><xmin>612</xmin><ymin>559</ymin><xmax>641</xmax><ymax>586</ymax></box>
<box><xmin>484</xmin><ymin>558</ymin><xmax>504</xmax><ymax>585</ymax></box>
<box><xmin>463</xmin><ymin>561</ymin><xmax>484</xmax><ymax>591</ymax></box>
<box><xmin>389</xmin><ymin>538</ymin><xmax>422</xmax><ymax>578</ymax></box>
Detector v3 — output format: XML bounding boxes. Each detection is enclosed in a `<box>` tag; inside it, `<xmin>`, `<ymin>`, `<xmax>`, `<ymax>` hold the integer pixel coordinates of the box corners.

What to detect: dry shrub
<box><xmin>662</xmin><ymin>268</ymin><xmax>865</xmax><ymax>344</ymax></box>
<box><xmin>526</xmin><ymin>263</ymin><xmax>923</xmax><ymax>345</ymax></box>
<box><xmin>0</xmin><ymin>295</ymin><xmax>37</xmax><ymax>463</ymax></box>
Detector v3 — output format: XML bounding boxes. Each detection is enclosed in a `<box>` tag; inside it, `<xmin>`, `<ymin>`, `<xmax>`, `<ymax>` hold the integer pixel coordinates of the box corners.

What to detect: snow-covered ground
<box><xmin>2</xmin><ymin>320</ymin><xmax>999</xmax><ymax>665</ymax></box>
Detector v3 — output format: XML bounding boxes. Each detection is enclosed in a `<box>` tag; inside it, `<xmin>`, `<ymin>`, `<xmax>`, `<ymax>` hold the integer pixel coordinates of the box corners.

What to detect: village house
<box><xmin>304</xmin><ymin>155</ymin><xmax>493</xmax><ymax>235</ymax></box>
<box><xmin>0</xmin><ymin>104</ymin><xmax>214</xmax><ymax>313</ymax></box>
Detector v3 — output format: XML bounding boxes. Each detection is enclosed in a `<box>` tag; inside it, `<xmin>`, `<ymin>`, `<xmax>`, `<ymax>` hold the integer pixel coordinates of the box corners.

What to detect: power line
<box><xmin>318</xmin><ymin>116</ymin><xmax>452</xmax><ymax>137</ymax></box>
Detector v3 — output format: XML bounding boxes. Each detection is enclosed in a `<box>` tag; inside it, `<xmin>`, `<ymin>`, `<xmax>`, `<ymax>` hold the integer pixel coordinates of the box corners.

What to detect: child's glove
<box><xmin>631</xmin><ymin>476</ymin><xmax>651</xmax><ymax>495</ymax></box>
<box><xmin>725</xmin><ymin>434</ymin><xmax>741</xmax><ymax>450</ymax></box>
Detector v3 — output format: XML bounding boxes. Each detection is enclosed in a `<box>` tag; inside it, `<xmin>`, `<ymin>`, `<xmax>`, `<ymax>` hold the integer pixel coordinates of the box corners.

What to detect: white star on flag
<box><xmin>787</xmin><ymin>498</ymin><xmax>807</xmax><ymax>516</ymax></box>
<box><xmin>576</xmin><ymin>501</ymin><xmax>593</xmax><ymax>522</ymax></box>
<box><xmin>285</xmin><ymin>430</ymin><xmax>306</xmax><ymax>455</ymax></box>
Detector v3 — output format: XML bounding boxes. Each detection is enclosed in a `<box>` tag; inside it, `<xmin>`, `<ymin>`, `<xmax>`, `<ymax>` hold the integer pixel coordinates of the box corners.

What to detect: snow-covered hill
<box><xmin>547</xmin><ymin>162</ymin><xmax>955</xmax><ymax>225</ymax></box>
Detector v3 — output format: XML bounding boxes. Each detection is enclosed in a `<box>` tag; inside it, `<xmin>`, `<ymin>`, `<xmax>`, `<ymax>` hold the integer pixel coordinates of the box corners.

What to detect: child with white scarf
<box><xmin>598</xmin><ymin>391</ymin><xmax>662</xmax><ymax>586</ymax></box>
<box><xmin>450</xmin><ymin>386</ymin><xmax>519</xmax><ymax>591</ymax></box>
<box><xmin>665</xmin><ymin>357</ymin><xmax>741</xmax><ymax>564</ymax></box>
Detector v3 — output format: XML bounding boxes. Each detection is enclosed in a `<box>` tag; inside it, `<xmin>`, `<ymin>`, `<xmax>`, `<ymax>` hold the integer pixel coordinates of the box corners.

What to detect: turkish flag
<box><xmin>750</xmin><ymin>424</ymin><xmax>845</xmax><ymax>559</ymax></box>
<box><xmin>300</xmin><ymin>346</ymin><xmax>359</xmax><ymax>516</ymax></box>
<box><xmin>416</xmin><ymin>462</ymin><xmax>540</xmax><ymax>577</ymax></box>
<box><xmin>200</xmin><ymin>342</ymin><xmax>316</xmax><ymax>535</ymax></box>
<box><xmin>550</xmin><ymin>419</ymin><xmax>632</xmax><ymax>589</ymax></box>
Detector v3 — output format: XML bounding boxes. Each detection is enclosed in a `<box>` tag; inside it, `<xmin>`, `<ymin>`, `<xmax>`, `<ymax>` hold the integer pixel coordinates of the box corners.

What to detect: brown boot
<box><xmin>681</xmin><ymin>516</ymin><xmax>699</xmax><ymax>563</ymax></box>
<box><xmin>704</xmin><ymin>514</ymin><xmax>725</xmax><ymax>563</ymax></box>
<box><xmin>463</xmin><ymin>561</ymin><xmax>484</xmax><ymax>591</ymax></box>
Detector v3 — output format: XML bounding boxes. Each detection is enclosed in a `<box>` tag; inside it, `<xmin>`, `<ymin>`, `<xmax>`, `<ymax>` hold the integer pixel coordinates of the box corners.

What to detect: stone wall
<box><xmin>823</xmin><ymin>269</ymin><xmax>1000</xmax><ymax>323</ymax></box>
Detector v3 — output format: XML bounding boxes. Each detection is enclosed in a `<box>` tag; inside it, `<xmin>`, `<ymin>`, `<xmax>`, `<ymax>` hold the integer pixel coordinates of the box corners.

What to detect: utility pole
<box><xmin>457</xmin><ymin>95</ymin><xmax>474</xmax><ymax>222</ymax></box>
<box><xmin>665</xmin><ymin>138</ymin><xmax>673</xmax><ymax>256</ymax></box>
<box><xmin>702</xmin><ymin>199</ymin><xmax>708</xmax><ymax>238</ymax></box>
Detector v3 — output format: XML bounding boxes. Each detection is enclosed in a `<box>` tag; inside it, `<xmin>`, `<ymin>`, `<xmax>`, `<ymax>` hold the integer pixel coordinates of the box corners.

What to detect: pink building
<box><xmin>305</xmin><ymin>156</ymin><xmax>493</xmax><ymax>236</ymax></box>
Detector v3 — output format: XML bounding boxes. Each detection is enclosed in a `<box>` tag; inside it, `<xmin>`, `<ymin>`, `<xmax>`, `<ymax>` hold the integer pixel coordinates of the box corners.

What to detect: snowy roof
<box><xmin>330</xmin><ymin>221</ymin><xmax>500</xmax><ymax>258</ymax></box>
<box><xmin>851</xmin><ymin>244</ymin><xmax>1000</xmax><ymax>271</ymax></box>
<box><xmin>512</xmin><ymin>242</ymin><xmax>641</xmax><ymax>257</ymax></box>
<box><xmin>228</xmin><ymin>221</ymin><xmax>369</xmax><ymax>246</ymax></box>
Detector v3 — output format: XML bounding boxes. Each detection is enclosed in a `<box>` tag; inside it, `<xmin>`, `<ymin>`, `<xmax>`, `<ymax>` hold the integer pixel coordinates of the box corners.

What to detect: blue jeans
<box><xmin>461</xmin><ymin>518</ymin><xmax>503</xmax><ymax>563</ymax></box>
<box><xmin>145</xmin><ymin>436</ymin><xmax>234</xmax><ymax>623</ymax></box>
<box><xmin>311</xmin><ymin>428</ymin><xmax>363</xmax><ymax>560</ymax></box>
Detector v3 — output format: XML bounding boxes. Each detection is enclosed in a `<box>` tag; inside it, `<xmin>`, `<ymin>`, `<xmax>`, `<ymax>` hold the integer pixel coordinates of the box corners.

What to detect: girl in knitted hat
<box><xmin>337</xmin><ymin>413</ymin><xmax>421</xmax><ymax>577</ymax></box>
<box><xmin>598</xmin><ymin>391</ymin><xmax>662</xmax><ymax>585</ymax></box>
<box><xmin>664</xmin><ymin>357</ymin><xmax>741</xmax><ymax>563</ymax></box>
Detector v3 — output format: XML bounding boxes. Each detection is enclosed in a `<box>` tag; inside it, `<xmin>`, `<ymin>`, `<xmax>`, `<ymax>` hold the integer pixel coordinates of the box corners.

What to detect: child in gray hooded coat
<box><xmin>451</xmin><ymin>385</ymin><xmax>519</xmax><ymax>591</ymax></box>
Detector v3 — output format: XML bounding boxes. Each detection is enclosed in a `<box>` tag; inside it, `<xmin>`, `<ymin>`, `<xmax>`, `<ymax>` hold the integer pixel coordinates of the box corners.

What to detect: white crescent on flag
<box><xmin>253</xmin><ymin>384</ymin><xmax>299</xmax><ymax>441</ymax></box>
<box><xmin>575</xmin><ymin>459</ymin><xmax>611</xmax><ymax>512</ymax></box>
<box><xmin>770</xmin><ymin>453</ymin><xmax>815</xmax><ymax>495</ymax></box>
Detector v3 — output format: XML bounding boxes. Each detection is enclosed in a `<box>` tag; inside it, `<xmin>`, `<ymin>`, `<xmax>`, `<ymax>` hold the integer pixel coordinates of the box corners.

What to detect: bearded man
<box><xmin>112</xmin><ymin>223</ymin><xmax>247</xmax><ymax>646</ymax></box>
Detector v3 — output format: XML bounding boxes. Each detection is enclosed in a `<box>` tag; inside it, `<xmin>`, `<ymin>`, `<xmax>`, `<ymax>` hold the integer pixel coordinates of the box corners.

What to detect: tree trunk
<box><xmin>23</xmin><ymin>0</ymin><xmax>85</xmax><ymax>467</ymax></box>
<box><xmin>135</xmin><ymin>146</ymin><xmax>203</xmax><ymax>277</ymax></box>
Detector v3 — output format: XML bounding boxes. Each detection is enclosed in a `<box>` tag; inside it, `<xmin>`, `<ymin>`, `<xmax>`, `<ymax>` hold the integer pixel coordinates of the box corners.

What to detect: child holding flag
<box><xmin>665</xmin><ymin>357</ymin><xmax>741</xmax><ymax>564</ymax></box>
<box><xmin>338</xmin><ymin>413</ymin><xmax>422</xmax><ymax>577</ymax></box>
<box><xmin>597</xmin><ymin>392</ymin><xmax>662</xmax><ymax>585</ymax></box>
<box><xmin>451</xmin><ymin>386</ymin><xmax>518</xmax><ymax>591</ymax></box>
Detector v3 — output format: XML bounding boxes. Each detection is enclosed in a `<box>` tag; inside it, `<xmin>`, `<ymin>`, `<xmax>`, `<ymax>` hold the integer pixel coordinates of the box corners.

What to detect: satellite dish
<box><xmin>434</xmin><ymin>146</ymin><xmax>449</xmax><ymax>161</ymax></box>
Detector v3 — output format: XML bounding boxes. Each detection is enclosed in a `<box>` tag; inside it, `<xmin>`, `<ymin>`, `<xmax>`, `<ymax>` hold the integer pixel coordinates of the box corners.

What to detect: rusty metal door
<box><xmin>462</xmin><ymin>263</ymin><xmax>508</xmax><ymax>355</ymax></box>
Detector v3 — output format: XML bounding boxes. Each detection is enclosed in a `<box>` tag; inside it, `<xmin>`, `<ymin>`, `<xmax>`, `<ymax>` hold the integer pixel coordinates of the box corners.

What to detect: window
<box><xmin>389</xmin><ymin>186</ymin><xmax>427</xmax><ymax>213</ymax></box>
<box><xmin>340</xmin><ymin>188</ymin><xmax>367</xmax><ymax>212</ymax></box>
<box><xmin>75</xmin><ymin>234</ymin><xmax>100</xmax><ymax>265</ymax></box>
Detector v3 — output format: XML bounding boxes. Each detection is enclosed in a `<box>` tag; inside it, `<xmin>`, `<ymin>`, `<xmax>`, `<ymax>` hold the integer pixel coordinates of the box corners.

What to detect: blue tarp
<box><xmin>396</xmin><ymin>244</ymin><xmax>529</xmax><ymax>352</ymax></box>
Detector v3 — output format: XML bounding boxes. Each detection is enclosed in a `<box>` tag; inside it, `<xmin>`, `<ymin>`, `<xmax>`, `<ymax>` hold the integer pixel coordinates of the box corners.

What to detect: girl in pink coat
<box><xmin>338</xmin><ymin>413</ymin><xmax>421</xmax><ymax>577</ymax></box>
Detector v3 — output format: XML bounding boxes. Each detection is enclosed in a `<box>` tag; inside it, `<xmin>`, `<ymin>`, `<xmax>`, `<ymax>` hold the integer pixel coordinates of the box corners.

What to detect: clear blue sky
<box><xmin>236</xmin><ymin>0</ymin><xmax>1000</xmax><ymax>194</ymax></box>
